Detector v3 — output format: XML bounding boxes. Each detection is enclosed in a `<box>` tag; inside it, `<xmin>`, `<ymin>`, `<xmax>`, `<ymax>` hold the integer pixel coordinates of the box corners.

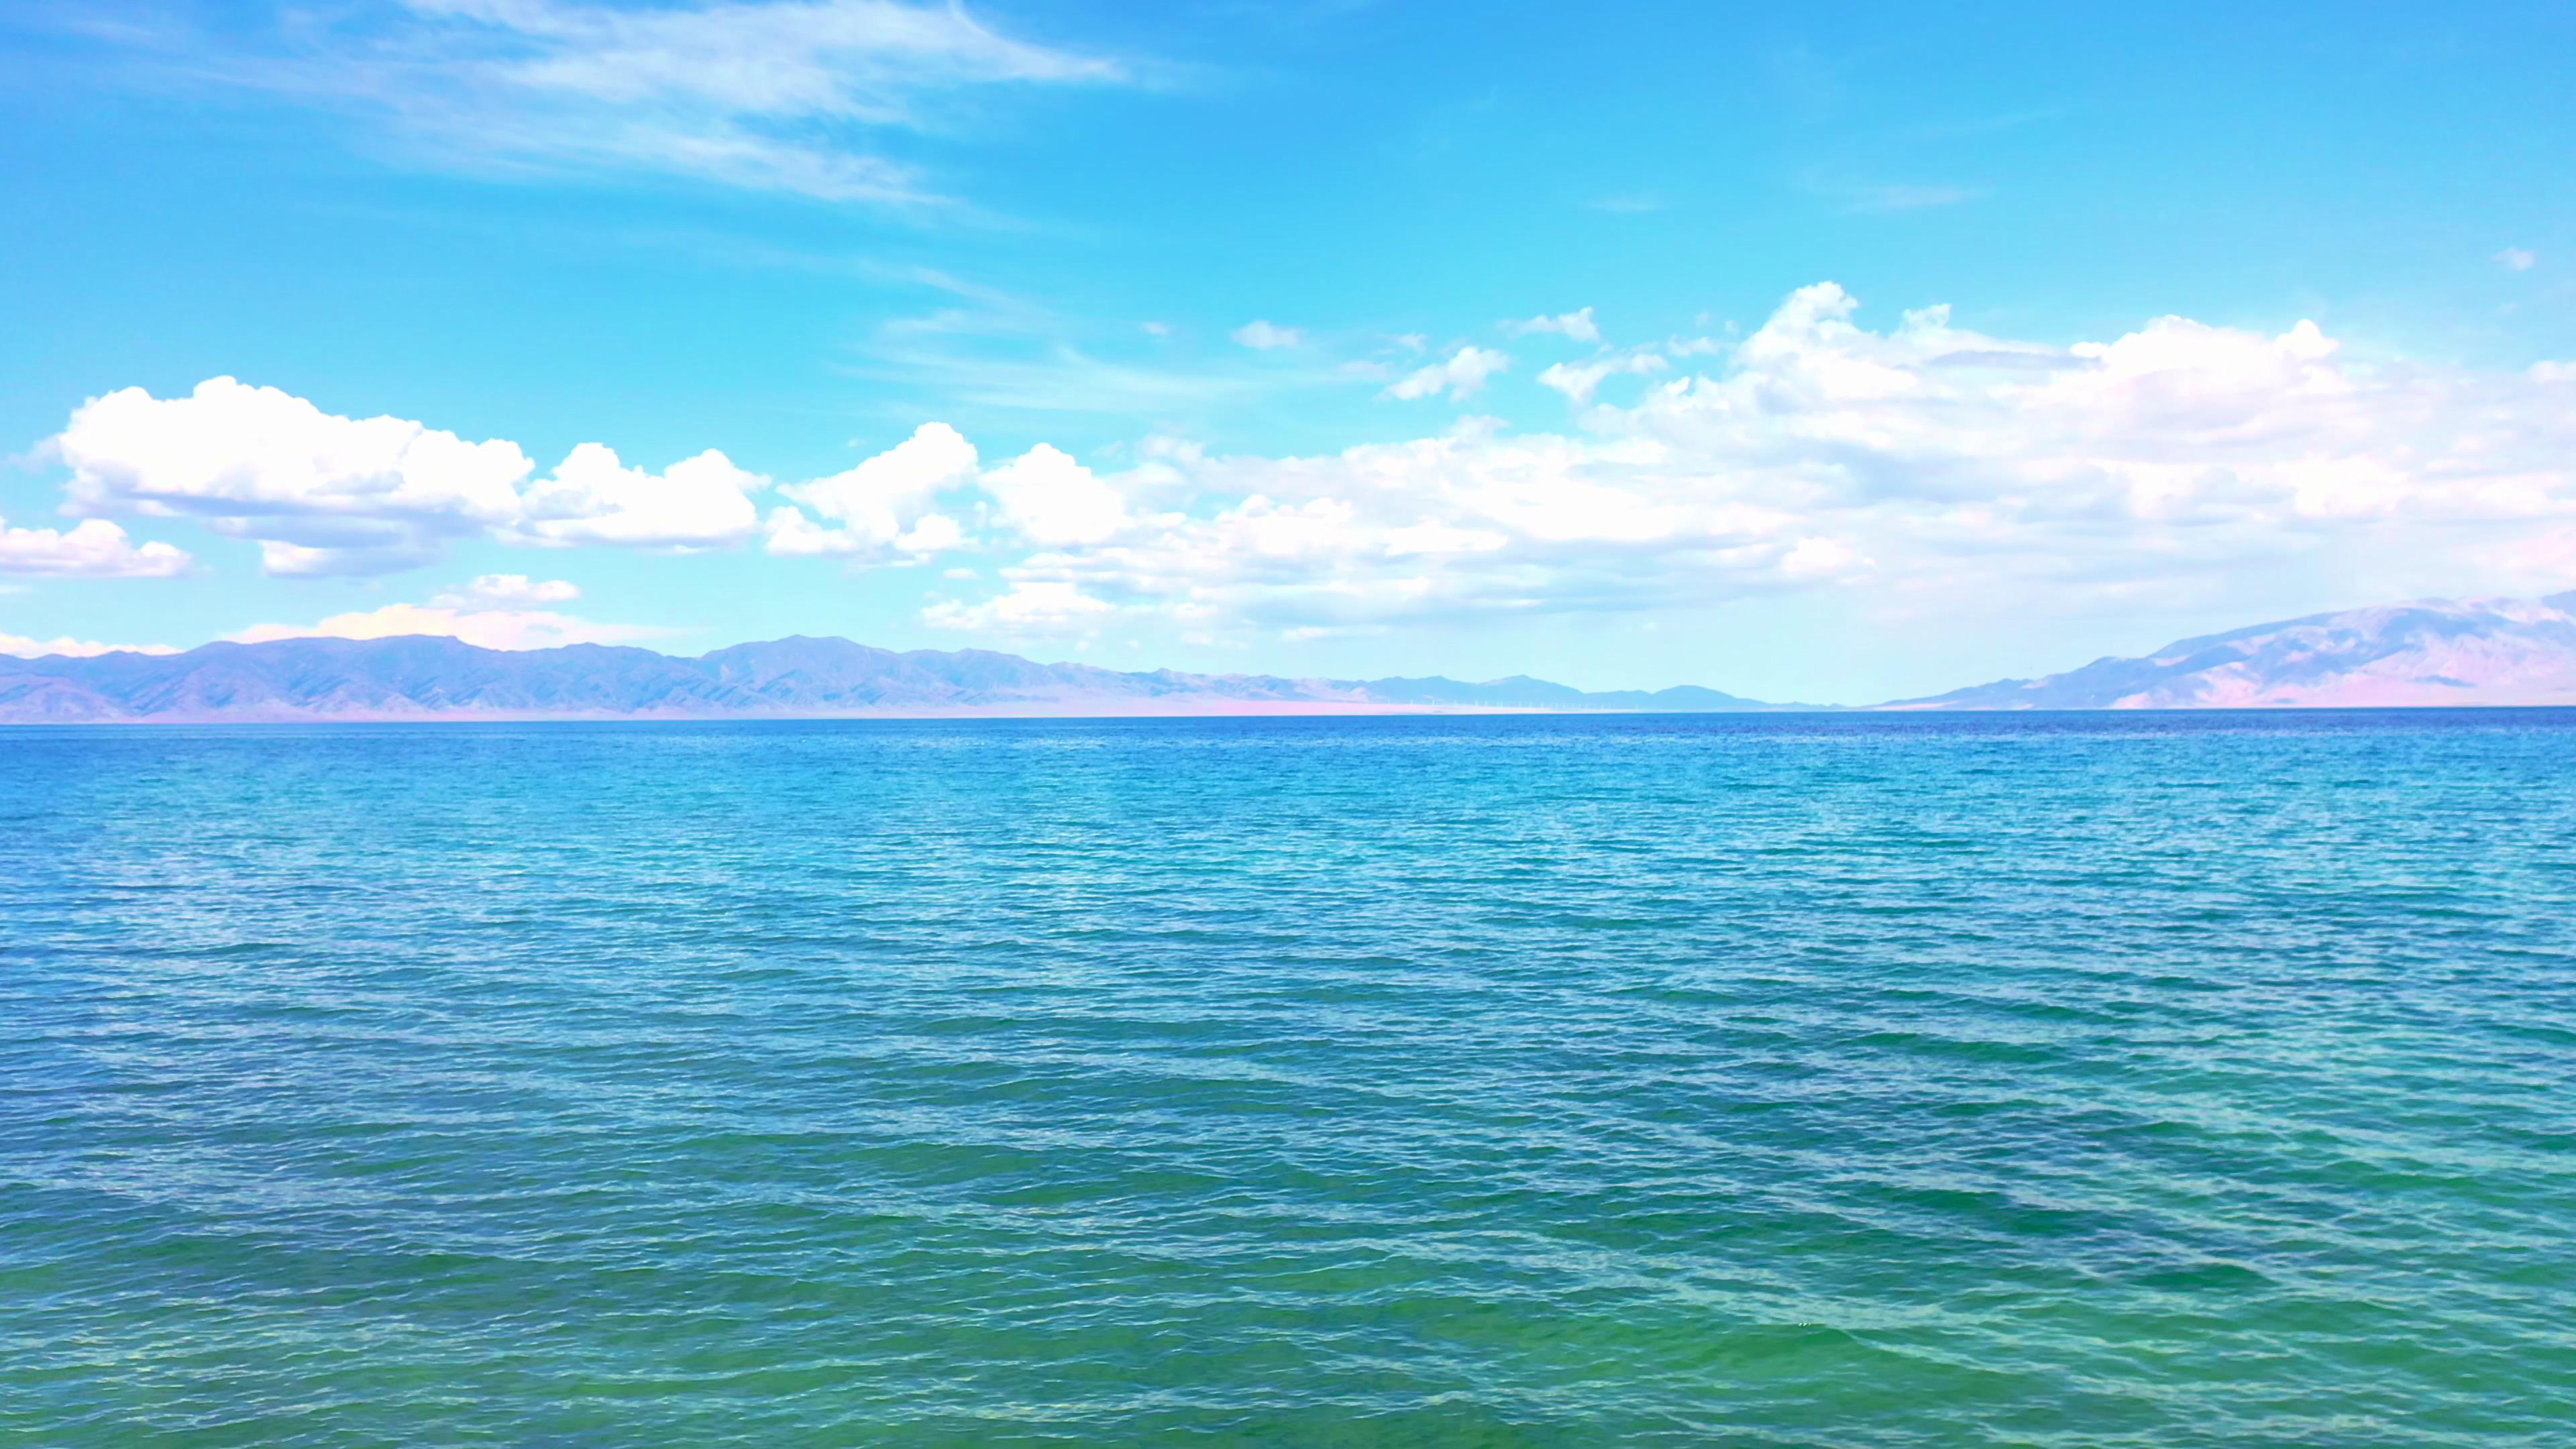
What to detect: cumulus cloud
<box><xmin>0</xmin><ymin>515</ymin><xmax>191</xmax><ymax>577</ymax></box>
<box><xmin>36</xmin><ymin>283</ymin><xmax>2576</xmax><ymax>649</ymax></box>
<box><xmin>979</xmin><ymin>444</ymin><xmax>1136</xmax><ymax>545</ymax></box>
<box><xmin>789</xmin><ymin>423</ymin><xmax>975</xmax><ymax>521</ymax></box>
<box><xmin>53</xmin><ymin>377</ymin><xmax>531</xmax><ymax>575</ymax></box>
<box><xmin>1385</xmin><ymin>346</ymin><xmax>1511</xmax><ymax>401</ymax></box>
<box><xmin>768</xmin><ymin>506</ymin><xmax>964</xmax><ymax>558</ymax></box>
<box><xmin>1505</xmin><ymin>308</ymin><xmax>1602</xmax><ymax>343</ymax></box>
<box><xmin>914</xmin><ymin>281</ymin><xmax>2576</xmax><ymax>639</ymax></box>
<box><xmin>511</xmin><ymin>445</ymin><xmax>765</xmax><ymax>549</ymax></box>
<box><xmin>1230</xmin><ymin>320</ymin><xmax>1303</xmax><ymax>350</ymax></box>
<box><xmin>765</xmin><ymin>421</ymin><xmax>975</xmax><ymax>558</ymax></box>
<box><xmin>231</xmin><ymin>602</ymin><xmax>665</xmax><ymax>651</ymax></box>
<box><xmin>0</xmin><ymin>632</ymin><xmax>177</xmax><ymax>659</ymax></box>
<box><xmin>971</xmin><ymin>430</ymin><xmax>1783</xmax><ymax>636</ymax></box>
<box><xmin>2498</xmin><ymin>248</ymin><xmax>2538</xmax><ymax>272</ymax></box>
<box><xmin>46</xmin><ymin>378</ymin><xmax>762</xmax><ymax>574</ymax></box>
<box><xmin>1536</xmin><ymin>352</ymin><xmax>1669</xmax><ymax>405</ymax></box>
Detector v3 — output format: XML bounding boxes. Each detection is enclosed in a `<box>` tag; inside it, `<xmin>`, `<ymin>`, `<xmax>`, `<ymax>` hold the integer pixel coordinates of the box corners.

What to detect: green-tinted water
<box><xmin>5</xmin><ymin>713</ymin><xmax>2572</xmax><ymax>1444</ymax></box>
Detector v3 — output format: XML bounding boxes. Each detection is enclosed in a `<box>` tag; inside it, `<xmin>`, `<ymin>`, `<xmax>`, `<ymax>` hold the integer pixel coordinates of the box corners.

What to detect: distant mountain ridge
<box><xmin>1898</xmin><ymin>591</ymin><xmax>2576</xmax><ymax>710</ymax></box>
<box><xmin>0</xmin><ymin>635</ymin><xmax>1793</xmax><ymax>723</ymax></box>
<box><xmin>5</xmin><ymin>591</ymin><xmax>2573</xmax><ymax>722</ymax></box>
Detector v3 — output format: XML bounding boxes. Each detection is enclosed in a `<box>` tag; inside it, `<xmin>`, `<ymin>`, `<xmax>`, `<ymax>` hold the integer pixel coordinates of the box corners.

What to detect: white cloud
<box><xmin>1231</xmin><ymin>320</ymin><xmax>1303</xmax><ymax>350</ymax></box>
<box><xmin>0</xmin><ymin>632</ymin><xmax>177</xmax><ymax>659</ymax></box>
<box><xmin>231</xmin><ymin>602</ymin><xmax>665</xmax><ymax>651</ymax></box>
<box><xmin>1505</xmin><ymin>308</ymin><xmax>1602</xmax><ymax>344</ymax></box>
<box><xmin>765</xmin><ymin>504</ymin><xmax>963</xmax><ymax>557</ymax></box>
<box><xmin>432</xmin><ymin>574</ymin><xmax>582</xmax><ymax>607</ymax></box>
<box><xmin>458</xmin><ymin>0</ymin><xmax>1122</xmax><ymax>111</ymax></box>
<box><xmin>979</xmin><ymin>444</ymin><xmax>1135</xmax><ymax>545</ymax></box>
<box><xmin>512</xmin><ymin>444</ymin><xmax>765</xmax><ymax>548</ymax></box>
<box><xmin>1385</xmin><ymin>346</ymin><xmax>1511</xmax><ymax>401</ymax></box>
<box><xmin>765</xmin><ymin>506</ymin><xmax>859</xmax><ymax>557</ymax></box>
<box><xmin>765</xmin><ymin>421</ymin><xmax>977</xmax><ymax>557</ymax></box>
<box><xmin>52</xmin><ymin>378</ymin><xmax>529</xmax><ymax>575</ymax></box>
<box><xmin>973</xmin><ymin>431</ymin><xmax>1782</xmax><ymax>635</ymax></box>
<box><xmin>2498</xmin><ymin>248</ymin><xmax>2538</xmax><ymax>272</ymax></box>
<box><xmin>786</xmin><ymin>422</ymin><xmax>977</xmax><ymax>522</ymax></box>
<box><xmin>1779</xmin><ymin>536</ymin><xmax>1868</xmax><ymax>579</ymax></box>
<box><xmin>37</xmin><ymin>284</ymin><xmax>2576</xmax><ymax>651</ymax></box>
<box><xmin>921</xmin><ymin>579</ymin><xmax>1115</xmax><ymax>634</ymax></box>
<box><xmin>0</xmin><ymin>515</ymin><xmax>191</xmax><ymax>577</ymax></box>
<box><xmin>103</xmin><ymin>0</ymin><xmax>1131</xmax><ymax>206</ymax></box>
<box><xmin>918</xmin><ymin>281</ymin><xmax>2576</xmax><ymax>640</ymax></box>
<box><xmin>47</xmin><ymin>378</ymin><xmax>761</xmax><ymax>573</ymax></box>
<box><xmin>898</xmin><ymin>512</ymin><xmax>965</xmax><ymax>554</ymax></box>
<box><xmin>1536</xmin><ymin>352</ymin><xmax>1668</xmax><ymax>405</ymax></box>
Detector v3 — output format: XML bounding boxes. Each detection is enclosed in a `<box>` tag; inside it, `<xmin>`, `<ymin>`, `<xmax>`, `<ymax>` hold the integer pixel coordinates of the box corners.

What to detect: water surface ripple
<box><xmin>4</xmin><ymin>712</ymin><xmax>2573</xmax><ymax>1445</ymax></box>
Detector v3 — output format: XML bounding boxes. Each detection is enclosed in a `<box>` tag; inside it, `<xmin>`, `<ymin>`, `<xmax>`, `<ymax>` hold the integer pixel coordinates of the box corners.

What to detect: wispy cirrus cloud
<box><xmin>835</xmin><ymin>285</ymin><xmax>1360</xmax><ymax>422</ymax></box>
<box><xmin>1780</xmin><ymin>161</ymin><xmax>1994</xmax><ymax>216</ymax></box>
<box><xmin>1837</xmin><ymin>181</ymin><xmax>1986</xmax><ymax>213</ymax></box>
<box><xmin>54</xmin><ymin>0</ymin><xmax>1139</xmax><ymax>206</ymax></box>
<box><xmin>839</xmin><ymin>334</ymin><xmax>1274</xmax><ymax>416</ymax></box>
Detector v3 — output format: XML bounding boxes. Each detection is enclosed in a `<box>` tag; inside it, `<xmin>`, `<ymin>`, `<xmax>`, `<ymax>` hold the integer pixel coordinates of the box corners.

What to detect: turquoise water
<box><xmin>5</xmin><ymin>712</ymin><xmax>2573</xmax><ymax>1446</ymax></box>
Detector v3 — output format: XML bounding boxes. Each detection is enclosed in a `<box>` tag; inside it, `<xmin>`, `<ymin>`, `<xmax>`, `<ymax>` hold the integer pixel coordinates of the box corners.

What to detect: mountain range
<box><xmin>3</xmin><ymin>592</ymin><xmax>2572</xmax><ymax>722</ymax></box>
<box><xmin>1889</xmin><ymin>591</ymin><xmax>2576</xmax><ymax>710</ymax></box>
<box><xmin>0</xmin><ymin>634</ymin><xmax>1789</xmax><ymax>723</ymax></box>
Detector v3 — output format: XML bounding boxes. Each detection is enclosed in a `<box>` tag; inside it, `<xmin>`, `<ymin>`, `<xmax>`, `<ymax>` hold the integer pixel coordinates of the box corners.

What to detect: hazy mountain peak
<box><xmin>1898</xmin><ymin>592</ymin><xmax>2576</xmax><ymax>709</ymax></box>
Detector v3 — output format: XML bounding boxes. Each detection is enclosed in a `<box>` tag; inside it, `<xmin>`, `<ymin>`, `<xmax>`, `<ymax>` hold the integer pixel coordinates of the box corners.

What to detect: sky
<box><xmin>3</xmin><ymin>0</ymin><xmax>2573</xmax><ymax>702</ymax></box>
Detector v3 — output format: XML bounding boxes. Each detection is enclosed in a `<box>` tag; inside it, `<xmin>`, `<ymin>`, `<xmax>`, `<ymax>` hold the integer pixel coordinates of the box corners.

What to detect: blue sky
<box><xmin>4</xmin><ymin>1</ymin><xmax>2573</xmax><ymax>701</ymax></box>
